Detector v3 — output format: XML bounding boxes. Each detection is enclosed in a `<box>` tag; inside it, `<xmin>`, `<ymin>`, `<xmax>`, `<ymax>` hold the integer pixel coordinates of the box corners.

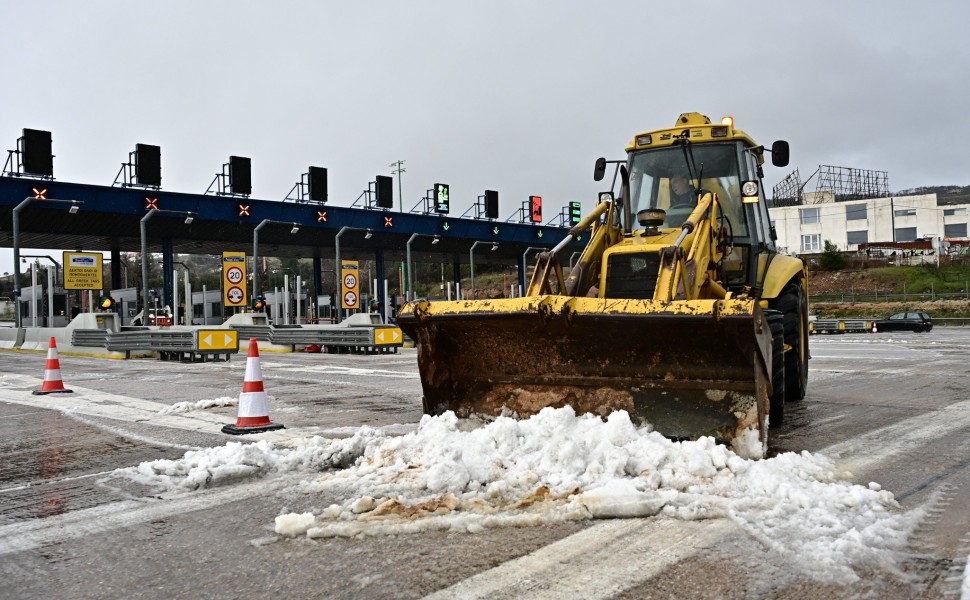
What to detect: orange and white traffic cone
<box><xmin>33</xmin><ymin>337</ymin><xmax>74</xmax><ymax>395</ymax></box>
<box><xmin>222</xmin><ymin>338</ymin><xmax>284</xmax><ymax>435</ymax></box>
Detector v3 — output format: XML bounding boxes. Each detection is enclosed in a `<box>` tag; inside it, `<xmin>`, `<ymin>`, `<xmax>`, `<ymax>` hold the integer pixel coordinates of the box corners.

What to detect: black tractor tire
<box><xmin>765</xmin><ymin>311</ymin><xmax>785</xmax><ymax>427</ymax></box>
<box><xmin>775</xmin><ymin>281</ymin><xmax>809</xmax><ymax>401</ymax></box>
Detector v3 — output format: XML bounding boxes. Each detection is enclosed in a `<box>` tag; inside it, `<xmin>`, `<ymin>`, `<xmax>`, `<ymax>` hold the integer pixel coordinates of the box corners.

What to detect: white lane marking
<box><xmin>820</xmin><ymin>399</ymin><xmax>970</xmax><ymax>474</ymax></box>
<box><xmin>0</xmin><ymin>476</ymin><xmax>295</xmax><ymax>556</ymax></box>
<box><xmin>422</xmin><ymin>518</ymin><xmax>737</xmax><ymax>600</ymax></box>
<box><xmin>0</xmin><ymin>374</ymin><xmax>318</xmax><ymax>444</ymax></box>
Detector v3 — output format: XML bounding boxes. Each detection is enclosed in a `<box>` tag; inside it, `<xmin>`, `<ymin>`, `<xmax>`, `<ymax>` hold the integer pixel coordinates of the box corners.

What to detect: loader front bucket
<box><xmin>397</xmin><ymin>296</ymin><xmax>773</xmax><ymax>456</ymax></box>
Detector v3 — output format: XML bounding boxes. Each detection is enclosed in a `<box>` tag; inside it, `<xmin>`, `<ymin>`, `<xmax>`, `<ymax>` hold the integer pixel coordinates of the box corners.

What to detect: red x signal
<box><xmin>238</xmin><ymin>204</ymin><xmax>251</xmax><ymax>217</ymax></box>
<box><xmin>145</xmin><ymin>197</ymin><xmax>158</xmax><ymax>210</ymax></box>
<box><xmin>32</xmin><ymin>187</ymin><xmax>47</xmax><ymax>199</ymax></box>
<box><xmin>316</xmin><ymin>211</ymin><xmax>328</xmax><ymax>222</ymax></box>
<box><xmin>383</xmin><ymin>216</ymin><xmax>394</xmax><ymax>228</ymax></box>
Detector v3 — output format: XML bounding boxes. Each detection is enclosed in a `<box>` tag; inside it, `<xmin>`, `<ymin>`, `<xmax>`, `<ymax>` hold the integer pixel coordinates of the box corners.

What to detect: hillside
<box><xmin>809</xmin><ymin>265</ymin><xmax>970</xmax><ymax>318</ymax></box>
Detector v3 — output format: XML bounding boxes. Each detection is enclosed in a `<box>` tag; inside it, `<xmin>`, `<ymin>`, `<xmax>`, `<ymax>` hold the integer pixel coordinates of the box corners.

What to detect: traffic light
<box><xmin>530</xmin><ymin>196</ymin><xmax>543</xmax><ymax>223</ymax></box>
<box><xmin>253</xmin><ymin>296</ymin><xmax>266</xmax><ymax>311</ymax></box>
<box><xmin>375</xmin><ymin>175</ymin><xmax>394</xmax><ymax>208</ymax></box>
<box><xmin>568</xmin><ymin>201</ymin><xmax>582</xmax><ymax>225</ymax></box>
<box><xmin>135</xmin><ymin>144</ymin><xmax>161</xmax><ymax>187</ymax></box>
<box><xmin>229</xmin><ymin>156</ymin><xmax>252</xmax><ymax>195</ymax></box>
<box><xmin>99</xmin><ymin>295</ymin><xmax>115</xmax><ymax>311</ymax></box>
<box><xmin>308</xmin><ymin>166</ymin><xmax>328</xmax><ymax>202</ymax></box>
<box><xmin>434</xmin><ymin>183</ymin><xmax>449</xmax><ymax>214</ymax></box>
<box><xmin>485</xmin><ymin>190</ymin><xmax>499</xmax><ymax>219</ymax></box>
<box><xmin>22</xmin><ymin>128</ymin><xmax>53</xmax><ymax>176</ymax></box>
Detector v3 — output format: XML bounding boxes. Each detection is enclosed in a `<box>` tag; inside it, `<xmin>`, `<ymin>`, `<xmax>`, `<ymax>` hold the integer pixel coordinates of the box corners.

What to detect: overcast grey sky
<box><xmin>3</xmin><ymin>0</ymin><xmax>968</xmax><ymax>272</ymax></box>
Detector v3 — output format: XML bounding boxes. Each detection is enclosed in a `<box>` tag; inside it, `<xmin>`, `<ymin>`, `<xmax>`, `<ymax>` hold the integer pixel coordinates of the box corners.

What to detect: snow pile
<box><xmin>114</xmin><ymin>407</ymin><xmax>924</xmax><ymax>583</ymax></box>
<box><xmin>112</xmin><ymin>428</ymin><xmax>384</xmax><ymax>490</ymax></box>
<box><xmin>158</xmin><ymin>396</ymin><xmax>238</xmax><ymax>415</ymax></box>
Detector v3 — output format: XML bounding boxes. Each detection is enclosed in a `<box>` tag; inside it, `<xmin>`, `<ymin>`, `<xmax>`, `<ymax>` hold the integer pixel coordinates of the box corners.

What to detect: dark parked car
<box><xmin>875</xmin><ymin>311</ymin><xmax>933</xmax><ymax>333</ymax></box>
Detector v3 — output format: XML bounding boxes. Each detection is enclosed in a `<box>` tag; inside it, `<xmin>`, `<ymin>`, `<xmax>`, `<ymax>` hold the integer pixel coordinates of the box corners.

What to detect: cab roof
<box><xmin>625</xmin><ymin>112</ymin><xmax>762</xmax><ymax>162</ymax></box>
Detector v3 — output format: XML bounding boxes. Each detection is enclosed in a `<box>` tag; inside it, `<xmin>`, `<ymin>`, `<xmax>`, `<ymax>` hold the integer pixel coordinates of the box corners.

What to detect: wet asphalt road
<box><xmin>1</xmin><ymin>330</ymin><xmax>969</xmax><ymax>599</ymax></box>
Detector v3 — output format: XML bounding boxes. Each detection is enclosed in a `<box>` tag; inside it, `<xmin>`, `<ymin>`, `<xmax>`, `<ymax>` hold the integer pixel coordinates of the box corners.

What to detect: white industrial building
<box><xmin>768</xmin><ymin>192</ymin><xmax>970</xmax><ymax>255</ymax></box>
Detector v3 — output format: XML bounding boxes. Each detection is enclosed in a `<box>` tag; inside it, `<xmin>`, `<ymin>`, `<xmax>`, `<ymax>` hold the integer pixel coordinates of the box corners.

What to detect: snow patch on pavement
<box><xmin>112</xmin><ymin>406</ymin><xmax>925</xmax><ymax>584</ymax></box>
<box><xmin>158</xmin><ymin>396</ymin><xmax>238</xmax><ymax>415</ymax></box>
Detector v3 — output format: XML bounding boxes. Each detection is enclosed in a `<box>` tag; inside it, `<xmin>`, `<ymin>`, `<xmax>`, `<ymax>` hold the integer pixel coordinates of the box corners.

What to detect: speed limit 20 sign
<box><xmin>341</xmin><ymin>260</ymin><xmax>359</xmax><ymax>310</ymax></box>
<box><xmin>222</xmin><ymin>252</ymin><xmax>248</xmax><ymax>307</ymax></box>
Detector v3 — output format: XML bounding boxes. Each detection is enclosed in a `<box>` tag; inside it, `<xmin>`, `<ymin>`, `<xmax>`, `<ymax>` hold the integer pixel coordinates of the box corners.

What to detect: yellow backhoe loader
<box><xmin>398</xmin><ymin>113</ymin><xmax>809</xmax><ymax>457</ymax></box>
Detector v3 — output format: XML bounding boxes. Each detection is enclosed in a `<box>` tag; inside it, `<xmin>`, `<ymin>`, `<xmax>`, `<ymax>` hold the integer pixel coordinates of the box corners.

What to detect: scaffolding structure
<box><xmin>771</xmin><ymin>164</ymin><xmax>890</xmax><ymax>205</ymax></box>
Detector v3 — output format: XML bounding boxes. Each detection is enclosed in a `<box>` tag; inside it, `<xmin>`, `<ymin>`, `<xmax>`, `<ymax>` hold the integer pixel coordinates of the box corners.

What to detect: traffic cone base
<box><xmin>223</xmin><ymin>338</ymin><xmax>283</xmax><ymax>435</ymax></box>
<box><xmin>34</xmin><ymin>337</ymin><xmax>73</xmax><ymax>395</ymax></box>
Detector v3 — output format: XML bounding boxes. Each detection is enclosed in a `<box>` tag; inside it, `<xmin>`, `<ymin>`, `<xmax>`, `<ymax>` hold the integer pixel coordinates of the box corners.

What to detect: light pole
<box><xmin>13</xmin><ymin>195</ymin><xmax>82</xmax><ymax>328</ymax></box>
<box><xmin>334</xmin><ymin>226</ymin><xmax>372</xmax><ymax>322</ymax></box>
<box><xmin>469</xmin><ymin>241</ymin><xmax>498</xmax><ymax>299</ymax></box>
<box><xmin>405</xmin><ymin>233</ymin><xmax>440</xmax><ymax>302</ymax></box>
<box><xmin>390</xmin><ymin>160</ymin><xmax>406</xmax><ymax>212</ymax></box>
<box><xmin>141</xmin><ymin>208</ymin><xmax>195</xmax><ymax>326</ymax></box>
<box><xmin>252</xmin><ymin>219</ymin><xmax>300</xmax><ymax>303</ymax></box>
<box><xmin>520</xmin><ymin>247</ymin><xmax>543</xmax><ymax>298</ymax></box>
<box><xmin>159</xmin><ymin>260</ymin><xmax>191</xmax><ymax>324</ymax></box>
<box><xmin>20</xmin><ymin>255</ymin><xmax>61</xmax><ymax>287</ymax></box>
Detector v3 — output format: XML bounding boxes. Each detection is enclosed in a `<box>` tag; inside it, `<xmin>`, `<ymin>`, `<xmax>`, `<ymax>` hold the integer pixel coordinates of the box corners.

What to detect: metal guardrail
<box><xmin>272</xmin><ymin>326</ymin><xmax>400</xmax><ymax>354</ymax></box>
<box><xmin>71</xmin><ymin>323</ymin><xmax>402</xmax><ymax>357</ymax></box>
<box><xmin>810</xmin><ymin>319</ymin><xmax>872</xmax><ymax>334</ymax></box>
<box><xmin>72</xmin><ymin>329</ymin><xmax>108</xmax><ymax>347</ymax></box>
<box><xmin>230</xmin><ymin>325</ymin><xmax>273</xmax><ymax>341</ymax></box>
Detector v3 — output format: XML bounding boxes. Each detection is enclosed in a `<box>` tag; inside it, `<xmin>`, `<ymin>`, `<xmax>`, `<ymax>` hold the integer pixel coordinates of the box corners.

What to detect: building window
<box><xmin>944</xmin><ymin>223</ymin><xmax>968</xmax><ymax>238</ymax></box>
<box><xmin>845</xmin><ymin>204</ymin><xmax>867</xmax><ymax>221</ymax></box>
<box><xmin>847</xmin><ymin>230</ymin><xmax>869</xmax><ymax>245</ymax></box>
<box><xmin>944</xmin><ymin>208</ymin><xmax>967</xmax><ymax>216</ymax></box>
<box><xmin>894</xmin><ymin>208</ymin><xmax>917</xmax><ymax>217</ymax></box>
<box><xmin>895</xmin><ymin>227</ymin><xmax>918</xmax><ymax>242</ymax></box>
<box><xmin>799</xmin><ymin>207</ymin><xmax>820</xmax><ymax>225</ymax></box>
<box><xmin>801</xmin><ymin>234</ymin><xmax>821</xmax><ymax>252</ymax></box>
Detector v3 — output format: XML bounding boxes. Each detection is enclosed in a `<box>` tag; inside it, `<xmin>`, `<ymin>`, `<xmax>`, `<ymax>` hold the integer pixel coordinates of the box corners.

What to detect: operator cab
<box><xmin>594</xmin><ymin>113</ymin><xmax>789</xmax><ymax>296</ymax></box>
<box><xmin>627</xmin><ymin>142</ymin><xmax>745</xmax><ymax>232</ymax></box>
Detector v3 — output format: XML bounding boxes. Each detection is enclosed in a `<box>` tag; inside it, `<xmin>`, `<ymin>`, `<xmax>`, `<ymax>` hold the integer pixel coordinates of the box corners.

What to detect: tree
<box><xmin>819</xmin><ymin>240</ymin><xmax>846</xmax><ymax>271</ymax></box>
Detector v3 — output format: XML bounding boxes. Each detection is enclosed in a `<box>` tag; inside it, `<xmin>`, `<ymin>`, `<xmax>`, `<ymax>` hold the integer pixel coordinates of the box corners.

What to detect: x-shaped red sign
<box><xmin>145</xmin><ymin>197</ymin><xmax>158</xmax><ymax>210</ymax></box>
<box><xmin>383</xmin><ymin>216</ymin><xmax>394</xmax><ymax>228</ymax></box>
<box><xmin>238</xmin><ymin>204</ymin><xmax>251</xmax><ymax>217</ymax></box>
<box><xmin>316</xmin><ymin>211</ymin><xmax>327</xmax><ymax>222</ymax></box>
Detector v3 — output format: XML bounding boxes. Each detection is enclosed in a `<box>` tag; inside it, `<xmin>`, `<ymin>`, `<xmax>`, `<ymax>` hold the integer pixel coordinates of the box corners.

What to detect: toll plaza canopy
<box><xmin>0</xmin><ymin>176</ymin><xmax>586</xmax><ymax>307</ymax></box>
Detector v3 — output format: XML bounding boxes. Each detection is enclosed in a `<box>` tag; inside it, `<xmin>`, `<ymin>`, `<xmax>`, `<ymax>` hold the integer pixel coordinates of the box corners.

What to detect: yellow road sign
<box><xmin>374</xmin><ymin>327</ymin><xmax>403</xmax><ymax>346</ymax></box>
<box><xmin>198</xmin><ymin>330</ymin><xmax>239</xmax><ymax>351</ymax></box>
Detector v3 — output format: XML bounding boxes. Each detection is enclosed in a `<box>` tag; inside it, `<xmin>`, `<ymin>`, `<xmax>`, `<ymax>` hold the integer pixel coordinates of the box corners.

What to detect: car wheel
<box><xmin>766</xmin><ymin>311</ymin><xmax>785</xmax><ymax>427</ymax></box>
<box><xmin>774</xmin><ymin>280</ymin><xmax>809</xmax><ymax>401</ymax></box>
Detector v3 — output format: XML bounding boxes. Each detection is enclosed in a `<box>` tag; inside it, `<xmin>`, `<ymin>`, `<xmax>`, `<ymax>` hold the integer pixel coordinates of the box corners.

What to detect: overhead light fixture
<box><xmin>491</xmin><ymin>243</ymin><xmax>498</xmax><ymax>252</ymax></box>
<box><xmin>290</xmin><ymin>224</ymin><xmax>300</xmax><ymax>234</ymax></box>
<box><xmin>68</xmin><ymin>202</ymin><xmax>80</xmax><ymax>214</ymax></box>
<box><xmin>432</xmin><ymin>236</ymin><xmax>440</xmax><ymax>245</ymax></box>
<box><xmin>184</xmin><ymin>213</ymin><xmax>194</xmax><ymax>224</ymax></box>
<box><xmin>364</xmin><ymin>229</ymin><xmax>373</xmax><ymax>239</ymax></box>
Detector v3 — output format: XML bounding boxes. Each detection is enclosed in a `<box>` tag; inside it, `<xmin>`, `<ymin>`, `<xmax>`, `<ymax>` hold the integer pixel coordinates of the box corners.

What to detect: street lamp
<box><xmin>334</xmin><ymin>226</ymin><xmax>373</xmax><ymax>322</ymax></box>
<box><xmin>406</xmin><ymin>233</ymin><xmax>440</xmax><ymax>302</ymax></box>
<box><xmin>13</xmin><ymin>195</ymin><xmax>83</xmax><ymax>328</ymax></box>
<box><xmin>253</xmin><ymin>219</ymin><xmax>300</xmax><ymax>302</ymax></box>
<box><xmin>141</xmin><ymin>208</ymin><xmax>195</xmax><ymax>326</ymax></box>
<box><xmin>20</xmin><ymin>254</ymin><xmax>61</xmax><ymax>286</ymax></box>
<box><xmin>469</xmin><ymin>241</ymin><xmax>498</xmax><ymax>299</ymax></box>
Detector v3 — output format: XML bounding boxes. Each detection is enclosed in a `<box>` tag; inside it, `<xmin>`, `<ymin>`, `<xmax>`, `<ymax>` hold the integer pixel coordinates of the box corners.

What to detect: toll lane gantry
<box><xmin>0</xmin><ymin>135</ymin><xmax>585</xmax><ymax>315</ymax></box>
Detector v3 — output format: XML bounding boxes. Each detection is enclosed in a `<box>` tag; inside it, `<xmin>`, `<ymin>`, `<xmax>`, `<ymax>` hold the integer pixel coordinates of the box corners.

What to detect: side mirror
<box><xmin>771</xmin><ymin>141</ymin><xmax>789</xmax><ymax>167</ymax></box>
<box><xmin>593</xmin><ymin>157</ymin><xmax>607</xmax><ymax>182</ymax></box>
